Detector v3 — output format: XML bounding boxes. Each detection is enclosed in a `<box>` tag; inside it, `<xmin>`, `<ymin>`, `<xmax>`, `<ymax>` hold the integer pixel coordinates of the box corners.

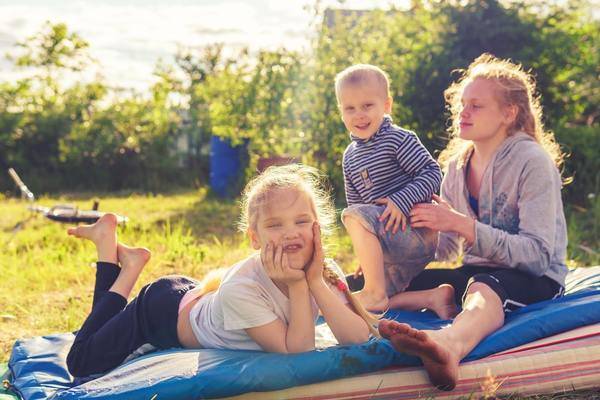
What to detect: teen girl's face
<box><xmin>338</xmin><ymin>81</ymin><xmax>392</xmax><ymax>141</ymax></box>
<box><xmin>249</xmin><ymin>188</ymin><xmax>316</xmax><ymax>271</ymax></box>
<box><xmin>458</xmin><ymin>78</ymin><xmax>512</xmax><ymax>143</ymax></box>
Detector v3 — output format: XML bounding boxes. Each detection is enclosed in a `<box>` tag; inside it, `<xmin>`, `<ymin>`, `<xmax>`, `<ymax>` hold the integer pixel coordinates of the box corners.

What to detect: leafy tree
<box><xmin>1</xmin><ymin>2</ymin><xmax>597</xmax><ymax>204</ymax></box>
<box><xmin>1</xmin><ymin>21</ymin><xmax>103</xmax><ymax>191</ymax></box>
<box><xmin>1</xmin><ymin>22</ymin><xmax>187</xmax><ymax>192</ymax></box>
<box><xmin>11</xmin><ymin>22</ymin><xmax>91</xmax><ymax>72</ymax></box>
<box><xmin>175</xmin><ymin>44</ymin><xmax>225</xmax><ymax>181</ymax></box>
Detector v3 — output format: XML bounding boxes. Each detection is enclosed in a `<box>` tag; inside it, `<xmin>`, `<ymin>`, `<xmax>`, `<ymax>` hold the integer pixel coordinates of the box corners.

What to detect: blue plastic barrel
<box><xmin>209</xmin><ymin>136</ymin><xmax>247</xmax><ymax>198</ymax></box>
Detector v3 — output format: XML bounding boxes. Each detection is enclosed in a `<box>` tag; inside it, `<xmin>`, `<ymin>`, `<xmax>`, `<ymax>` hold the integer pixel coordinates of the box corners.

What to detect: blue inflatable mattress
<box><xmin>6</xmin><ymin>266</ymin><xmax>600</xmax><ymax>400</ymax></box>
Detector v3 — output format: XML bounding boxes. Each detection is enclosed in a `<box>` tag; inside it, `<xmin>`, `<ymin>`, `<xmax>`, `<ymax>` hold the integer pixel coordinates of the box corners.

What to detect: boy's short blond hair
<box><xmin>335</xmin><ymin>64</ymin><xmax>391</xmax><ymax>102</ymax></box>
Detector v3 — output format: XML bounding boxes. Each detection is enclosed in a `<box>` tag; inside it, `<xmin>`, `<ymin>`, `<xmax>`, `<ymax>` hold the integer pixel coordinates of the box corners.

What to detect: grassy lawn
<box><xmin>0</xmin><ymin>190</ymin><xmax>598</xmax><ymax>399</ymax></box>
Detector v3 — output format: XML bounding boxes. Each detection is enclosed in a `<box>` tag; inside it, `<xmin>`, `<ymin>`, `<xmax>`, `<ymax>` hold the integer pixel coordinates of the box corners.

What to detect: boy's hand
<box><xmin>261</xmin><ymin>241</ymin><xmax>305</xmax><ymax>285</ymax></box>
<box><xmin>305</xmin><ymin>222</ymin><xmax>325</xmax><ymax>285</ymax></box>
<box><xmin>375</xmin><ymin>198</ymin><xmax>407</xmax><ymax>234</ymax></box>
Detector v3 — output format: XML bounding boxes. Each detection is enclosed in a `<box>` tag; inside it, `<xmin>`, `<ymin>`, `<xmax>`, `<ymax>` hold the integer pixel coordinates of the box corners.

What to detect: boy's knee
<box><xmin>343</xmin><ymin>215</ymin><xmax>369</xmax><ymax>232</ymax></box>
<box><xmin>341</xmin><ymin>205</ymin><xmax>379</xmax><ymax>236</ymax></box>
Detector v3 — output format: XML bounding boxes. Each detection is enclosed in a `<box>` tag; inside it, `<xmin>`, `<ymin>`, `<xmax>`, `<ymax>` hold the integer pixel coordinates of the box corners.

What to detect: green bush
<box><xmin>566</xmin><ymin>195</ymin><xmax>600</xmax><ymax>265</ymax></box>
<box><xmin>1</xmin><ymin>1</ymin><xmax>598</xmax><ymax>205</ymax></box>
<box><xmin>556</xmin><ymin>125</ymin><xmax>600</xmax><ymax>204</ymax></box>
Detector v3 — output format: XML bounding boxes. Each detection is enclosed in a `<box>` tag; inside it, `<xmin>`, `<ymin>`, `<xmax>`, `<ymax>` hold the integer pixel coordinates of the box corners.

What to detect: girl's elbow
<box><xmin>357</xmin><ymin>326</ymin><xmax>371</xmax><ymax>343</ymax></box>
<box><xmin>357</xmin><ymin>330</ymin><xmax>371</xmax><ymax>343</ymax></box>
<box><xmin>282</xmin><ymin>343</ymin><xmax>315</xmax><ymax>354</ymax></box>
<box><xmin>288</xmin><ymin>346</ymin><xmax>315</xmax><ymax>354</ymax></box>
<box><xmin>342</xmin><ymin>335</ymin><xmax>369</xmax><ymax>346</ymax></box>
<box><xmin>340</xmin><ymin>328</ymin><xmax>370</xmax><ymax>345</ymax></box>
<box><xmin>349</xmin><ymin>334</ymin><xmax>369</xmax><ymax>345</ymax></box>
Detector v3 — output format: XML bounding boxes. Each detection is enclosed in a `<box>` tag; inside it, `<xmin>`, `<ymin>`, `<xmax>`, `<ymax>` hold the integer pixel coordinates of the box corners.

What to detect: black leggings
<box><xmin>405</xmin><ymin>265</ymin><xmax>563</xmax><ymax>311</ymax></box>
<box><xmin>347</xmin><ymin>265</ymin><xmax>563</xmax><ymax>312</ymax></box>
<box><xmin>66</xmin><ymin>262</ymin><xmax>198</xmax><ymax>377</ymax></box>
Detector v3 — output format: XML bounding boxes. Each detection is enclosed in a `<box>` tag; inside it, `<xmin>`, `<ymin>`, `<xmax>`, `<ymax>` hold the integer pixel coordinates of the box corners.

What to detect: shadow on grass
<box><xmin>163</xmin><ymin>193</ymin><xmax>241</xmax><ymax>241</ymax></box>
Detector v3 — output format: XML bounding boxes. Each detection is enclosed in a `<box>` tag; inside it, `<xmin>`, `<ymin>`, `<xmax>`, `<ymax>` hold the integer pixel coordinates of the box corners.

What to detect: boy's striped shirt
<box><xmin>342</xmin><ymin>116</ymin><xmax>442</xmax><ymax>217</ymax></box>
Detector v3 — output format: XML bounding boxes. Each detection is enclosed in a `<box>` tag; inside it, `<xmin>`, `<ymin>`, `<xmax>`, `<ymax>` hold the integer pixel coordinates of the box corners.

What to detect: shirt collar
<box><xmin>350</xmin><ymin>115</ymin><xmax>393</xmax><ymax>144</ymax></box>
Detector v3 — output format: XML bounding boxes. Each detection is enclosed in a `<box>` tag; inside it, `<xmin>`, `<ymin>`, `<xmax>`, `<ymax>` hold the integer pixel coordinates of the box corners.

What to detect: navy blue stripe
<box><xmin>343</xmin><ymin>118</ymin><xmax>442</xmax><ymax>216</ymax></box>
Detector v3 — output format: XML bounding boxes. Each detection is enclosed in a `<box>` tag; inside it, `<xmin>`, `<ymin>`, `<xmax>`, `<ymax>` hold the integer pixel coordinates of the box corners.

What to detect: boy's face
<box><xmin>338</xmin><ymin>81</ymin><xmax>392</xmax><ymax>140</ymax></box>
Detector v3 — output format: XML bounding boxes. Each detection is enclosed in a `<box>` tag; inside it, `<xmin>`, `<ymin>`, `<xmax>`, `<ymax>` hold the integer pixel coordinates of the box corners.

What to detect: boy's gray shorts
<box><xmin>342</xmin><ymin>203</ymin><xmax>437</xmax><ymax>296</ymax></box>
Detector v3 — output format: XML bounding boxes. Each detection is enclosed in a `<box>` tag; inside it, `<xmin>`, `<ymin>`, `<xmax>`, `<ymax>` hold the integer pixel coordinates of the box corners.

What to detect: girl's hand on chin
<box><xmin>305</xmin><ymin>222</ymin><xmax>325</xmax><ymax>285</ymax></box>
<box><xmin>261</xmin><ymin>241</ymin><xmax>305</xmax><ymax>284</ymax></box>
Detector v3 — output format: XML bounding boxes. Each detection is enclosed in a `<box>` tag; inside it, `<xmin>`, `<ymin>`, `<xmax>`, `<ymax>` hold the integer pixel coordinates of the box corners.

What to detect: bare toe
<box><xmin>378</xmin><ymin>319</ymin><xmax>411</xmax><ymax>339</ymax></box>
<box><xmin>67</xmin><ymin>213</ymin><xmax>118</xmax><ymax>241</ymax></box>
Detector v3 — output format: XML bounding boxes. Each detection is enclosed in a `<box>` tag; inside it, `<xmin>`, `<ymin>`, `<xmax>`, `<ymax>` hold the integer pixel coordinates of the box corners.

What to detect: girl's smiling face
<box><xmin>248</xmin><ymin>188</ymin><xmax>317</xmax><ymax>270</ymax></box>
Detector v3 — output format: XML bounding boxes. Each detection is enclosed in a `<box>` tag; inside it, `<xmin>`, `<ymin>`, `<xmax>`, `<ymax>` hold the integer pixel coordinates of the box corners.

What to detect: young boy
<box><xmin>337</xmin><ymin>64</ymin><xmax>442</xmax><ymax>312</ymax></box>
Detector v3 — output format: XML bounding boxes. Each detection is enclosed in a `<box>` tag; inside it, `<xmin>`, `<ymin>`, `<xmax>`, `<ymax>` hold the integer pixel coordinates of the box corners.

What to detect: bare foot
<box><xmin>355</xmin><ymin>289</ymin><xmax>389</xmax><ymax>312</ymax></box>
<box><xmin>429</xmin><ymin>284</ymin><xmax>459</xmax><ymax>320</ymax></box>
<box><xmin>108</xmin><ymin>243</ymin><xmax>151</xmax><ymax>299</ymax></box>
<box><xmin>117</xmin><ymin>243</ymin><xmax>151</xmax><ymax>275</ymax></box>
<box><xmin>378</xmin><ymin>319</ymin><xmax>412</xmax><ymax>339</ymax></box>
<box><xmin>69</xmin><ymin>213</ymin><xmax>118</xmax><ymax>263</ymax></box>
<box><xmin>379</xmin><ymin>319</ymin><xmax>459</xmax><ymax>391</ymax></box>
<box><xmin>67</xmin><ymin>213</ymin><xmax>118</xmax><ymax>245</ymax></box>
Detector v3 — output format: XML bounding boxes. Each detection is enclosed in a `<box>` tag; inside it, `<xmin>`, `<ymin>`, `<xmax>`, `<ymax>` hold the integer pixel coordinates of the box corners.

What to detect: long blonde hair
<box><xmin>238</xmin><ymin>163</ymin><xmax>380</xmax><ymax>337</ymax></box>
<box><xmin>439</xmin><ymin>53</ymin><xmax>564</xmax><ymax>169</ymax></box>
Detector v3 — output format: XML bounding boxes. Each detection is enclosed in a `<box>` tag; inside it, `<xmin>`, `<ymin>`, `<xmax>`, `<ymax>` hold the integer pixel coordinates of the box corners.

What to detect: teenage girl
<box><xmin>66</xmin><ymin>164</ymin><xmax>376</xmax><ymax>377</ymax></box>
<box><xmin>380</xmin><ymin>54</ymin><xmax>568</xmax><ymax>391</ymax></box>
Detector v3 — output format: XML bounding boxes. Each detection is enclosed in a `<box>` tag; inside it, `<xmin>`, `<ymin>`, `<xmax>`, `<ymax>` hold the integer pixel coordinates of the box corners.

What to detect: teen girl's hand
<box><xmin>409</xmin><ymin>194</ymin><xmax>457</xmax><ymax>231</ymax></box>
<box><xmin>305</xmin><ymin>222</ymin><xmax>325</xmax><ymax>285</ymax></box>
<box><xmin>376</xmin><ymin>197</ymin><xmax>407</xmax><ymax>234</ymax></box>
<box><xmin>261</xmin><ymin>241</ymin><xmax>305</xmax><ymax>285</ymax></box>
<box><xmin>410</xmin><ymin>195</ymin><xmax>475</xmax><ymax>243</ymax></box>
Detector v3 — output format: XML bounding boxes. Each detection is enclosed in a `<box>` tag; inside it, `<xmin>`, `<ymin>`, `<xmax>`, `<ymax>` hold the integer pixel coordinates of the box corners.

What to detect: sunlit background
<box><xmin>0</xmin><ymin>0</ymin><xmax>402</xmax><ymax>91</ymax></box>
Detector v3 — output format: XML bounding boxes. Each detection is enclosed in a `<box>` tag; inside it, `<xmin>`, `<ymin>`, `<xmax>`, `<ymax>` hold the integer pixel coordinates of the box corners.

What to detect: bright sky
<box><xmin>0</xmin><ymin>0</ymin><xmax>400</xmax><ymax>91</ymax></box>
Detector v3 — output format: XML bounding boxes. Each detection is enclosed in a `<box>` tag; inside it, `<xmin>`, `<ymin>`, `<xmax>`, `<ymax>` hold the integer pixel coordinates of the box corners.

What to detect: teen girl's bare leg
<box><xmin>380</xmin><ymin>282</ymin><xmax>504</xmax><ymax>390</ymax></box>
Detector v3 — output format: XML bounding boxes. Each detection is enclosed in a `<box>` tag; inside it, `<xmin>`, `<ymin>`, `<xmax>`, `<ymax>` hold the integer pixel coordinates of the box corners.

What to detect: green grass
<box><xmin>0</xmin><ymin>190</ymin><xmax>598</xmax><ymax>400</ymax></box>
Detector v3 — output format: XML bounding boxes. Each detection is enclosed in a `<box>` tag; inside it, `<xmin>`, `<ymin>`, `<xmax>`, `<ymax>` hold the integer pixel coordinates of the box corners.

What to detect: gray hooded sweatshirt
<box><xmin>437</xmin><ymin>132</ymin><xmax>568</xmax><ymax>287</ymax></box>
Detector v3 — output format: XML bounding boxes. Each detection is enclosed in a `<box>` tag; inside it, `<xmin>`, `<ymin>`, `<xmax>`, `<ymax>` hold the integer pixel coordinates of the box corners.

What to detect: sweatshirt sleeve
<box><xmin>388</xmin><ymin>133</ymin><xmax>442</xmax><ymax>217</ymax></box>
<box><xmin>435</xmin><ymin>169</ymin><xmax>464</xmax><ymax>262</ymax></box>
<box><xmin>468</xmin><ymin>153</ymin><xmax>559</xmax><ymax>276</ymax></box>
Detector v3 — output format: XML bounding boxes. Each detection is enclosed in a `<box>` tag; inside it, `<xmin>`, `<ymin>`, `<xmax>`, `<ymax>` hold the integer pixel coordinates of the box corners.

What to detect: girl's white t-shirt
<box><xmin>188</xmin><ymin>253</ymin><xmax>348</xmax><ymax>351</ymax></box>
